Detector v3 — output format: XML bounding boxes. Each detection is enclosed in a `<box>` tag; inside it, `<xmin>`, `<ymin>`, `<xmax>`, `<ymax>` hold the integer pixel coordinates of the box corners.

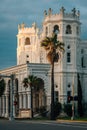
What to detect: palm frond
<box><xmin>28</xmin><ymin>75</ymin><xmax>38</xmax><ymax>87</ymax></box>
<box><xmin>22</xmin><ymin>78</ymin><xmax>28</xmax><ymax>83</ymax></box>
<box><xmin>41</xmin><ymin>37</ymin><xmax>52</xmax><ymax>47</ymax></box>
<box><xmin>40</xmin><ymin>33</ymin><xmax>65</xmax><ymax>64</ymax></box>
<box><xmin>22</xmin><ymin>78</ymin><xmax>29</xmax><ymax>88</ymax></box>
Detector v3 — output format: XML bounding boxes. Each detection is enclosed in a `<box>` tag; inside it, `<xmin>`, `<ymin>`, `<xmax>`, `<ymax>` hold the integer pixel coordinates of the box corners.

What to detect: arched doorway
<box><xmin>33</xmin><ymin>78</ymin><xmax>46</xmax><ymax>114</ymax></box>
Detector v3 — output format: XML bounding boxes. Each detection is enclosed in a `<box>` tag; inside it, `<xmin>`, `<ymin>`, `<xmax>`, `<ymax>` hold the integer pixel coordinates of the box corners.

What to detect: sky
<box><xmin>0</xmin><ymin>0</ymin><xmax>87</xmax><ymax>70</ymax></box>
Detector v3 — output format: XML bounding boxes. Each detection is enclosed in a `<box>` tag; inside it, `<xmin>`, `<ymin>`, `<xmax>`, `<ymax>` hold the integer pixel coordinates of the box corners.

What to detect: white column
<box><xmin>27</xmin><ymin>92</ymin><xmax>31</xmax><ymax>109</ymax></box>
<box><xmin>23</xmin><ymin>94</ymin><xmax>26</xmax><ymax>109</ymax></box>
<box><xmin>2</xmin><ymin>96</ymin><xmax>5</xmax><ymax>117</ymax></box>
<box><xmin>13</xmin><ymin>95</ymin><xmax>15</xmax><ymax>117</ymax></box>
<box><xmin>19</xmin><ymin>94</ymin><xmax>22</xmax><ymax>109</ymax></box>
<box><xmin>5</xmin><ymin>95</ymin><xmax>9</xmax><ymax>117</ymax></box>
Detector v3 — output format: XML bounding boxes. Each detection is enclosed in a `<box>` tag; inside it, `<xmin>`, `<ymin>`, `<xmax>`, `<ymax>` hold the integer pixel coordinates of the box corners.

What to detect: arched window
<box><xmin>53</xmin><ymin>25</ymin><xmax>59</xmax><ymax>34</ymax></box>
<box><xmin>25</xmin><ymin>37</ymin><xmax>30</xmax><ymax>45</ymax></box>
<box><xmin>66</xmin><ymin>25</ymin><xmax>72</xmax><ymax>34</ymax></box>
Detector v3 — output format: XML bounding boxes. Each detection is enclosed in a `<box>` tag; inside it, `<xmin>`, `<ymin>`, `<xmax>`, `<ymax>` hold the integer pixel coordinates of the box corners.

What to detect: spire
<box><xmin>44</xmin><ymin>10</ymin><xmax>47</xmax><ymax>17</ymax></box>
<box><xmin>72</xmin><ymin>8</ymin><xmax>76</xmax><ymax>16</ymax></box>
<box><xmin>48</xmin><ymin>8</ymin><xmax>52</xmax><ymax>16</ymax></box>
<box><xmin>60</xmin><ymin>6</ymin><xmax>65</xmax><ymax>15</ymax></box>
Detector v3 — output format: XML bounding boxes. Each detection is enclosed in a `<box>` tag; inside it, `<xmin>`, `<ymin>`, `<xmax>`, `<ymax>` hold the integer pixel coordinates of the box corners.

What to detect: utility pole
<box><xmin>71</xmin><ymin>75</ymin><xmax>74</xmax><ymax>120</ymax></box>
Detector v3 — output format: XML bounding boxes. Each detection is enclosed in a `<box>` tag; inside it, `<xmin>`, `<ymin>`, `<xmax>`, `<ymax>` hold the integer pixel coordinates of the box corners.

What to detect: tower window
<box><xmin>54</xmin><ymin>91</ymin><xmax>59</xmax><ymax>102</ymax></box>
<box><xmin>81</xmin><ymin>56</ymin><xmax>85</xmax><ymax>68</ymax></box>
<box><xmin>25</xmin><ymin>37</ymin><xmax>30</xmax><ymax>45</ymax></box>
<box><xmin>53</xmin><ymin>25</ymin><xmax>59</xmax><ymax>34</ymax></box>
<box><xmin>66</xmin><ymin>25</ymin><xmax>72</xmax><ymax>34</ymax></box>
<box><xmin>76</xmin><ymin>26</ymin><xmax>79</xmax><ymax>35</ymax></box>
<box><xmin>67</xmin><ymin>52</ymin><xmax>71</xmax><ymax>63</ymax></box>
<box><xmin>45</xmin><ymin>27</ymin><xmax>48</xmax><ymax>36</ymax></box>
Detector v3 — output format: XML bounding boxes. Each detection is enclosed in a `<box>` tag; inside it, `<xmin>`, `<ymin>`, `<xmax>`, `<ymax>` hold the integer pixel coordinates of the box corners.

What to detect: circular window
<box><xmin>67</xmin><ymin>45</ymin><xmax>70</xmax><ymax>49</ymax></box>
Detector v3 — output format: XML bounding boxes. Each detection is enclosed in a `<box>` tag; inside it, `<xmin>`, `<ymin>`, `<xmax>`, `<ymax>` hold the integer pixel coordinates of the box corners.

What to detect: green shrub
<box><xmin>54</xmin><ymin>102</ymin><xmax>62</xmax><ymax>118</ymax></box>
<box><xmin>64</xmin><ymin>104</ymin><xmax>72</xmax><ymax>116</ymax></box>
<box><xmin>39</xmin><ymin>106</ymin><xmax>47</xmax><ymax>117</ymax></box>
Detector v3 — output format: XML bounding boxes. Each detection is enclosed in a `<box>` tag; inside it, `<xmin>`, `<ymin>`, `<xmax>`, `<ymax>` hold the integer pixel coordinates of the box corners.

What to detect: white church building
<box><xmin>0</xmin><ymin>7</ymin><xmax>87</xmax><ymax>118</ymax></box>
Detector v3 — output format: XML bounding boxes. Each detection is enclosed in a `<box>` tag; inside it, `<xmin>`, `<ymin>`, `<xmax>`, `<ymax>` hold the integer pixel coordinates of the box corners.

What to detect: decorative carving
<box><xmin>18</xmin><ymin>23</ymin><xmax>25</xmax><ymax>30</ymax></box>
<box><xmin>44</xmin><ymin>10</ymin><xmax>47</xmax><ymax>17</ymax></box>
<box><xmin>32</xmin><ymin>22</ymin><xmax>37</xmax><ymax>30</ymax></box>
<box><xmin>21</xmin><ymin>23</ymin><xmax>25</xmax><ymax>28</ymax></box>
<box><xmin>72</xmin><ymin>8</ymin><xmax>76</xmax><ymax>16</ymax></box>
<box><xmin>48</xmin><ymin>8</ymin><xmax>52</xmax><ymax>16</ymax></box>
<box><xmin>77</xmin><ymin>10</ymin><xmax>80</xmax><ymax>17</ymax></box>
<box><xmin>60</xmin><ymin>6</ymin><xmax>65</xmax><ymax>14</ymax></box>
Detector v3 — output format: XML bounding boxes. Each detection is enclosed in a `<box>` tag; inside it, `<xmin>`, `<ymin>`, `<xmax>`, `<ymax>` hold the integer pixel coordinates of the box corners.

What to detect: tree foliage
<box><xmin>41</xmin><ymin>33</ymin><xmax>64</xmax><ymax>64</ymax></box>
<box><xmin>22</xmin><ymin>75</ymin><xmax>42</xmax><ymax>90</ymax></box>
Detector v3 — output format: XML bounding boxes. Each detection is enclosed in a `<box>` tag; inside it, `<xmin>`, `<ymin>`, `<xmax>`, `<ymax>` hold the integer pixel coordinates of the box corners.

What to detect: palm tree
<box><xmin>0</xmin><ymin>78</ymin><xmax>6</xmax><ymax>97</ymax></box>
<box><xmin>22</xmin><ymin>75</ymin><xmax>38</xmax><ymax>118</ymax></box>
<box><xmin>41</xmin><ymin>32</ymin><xmax>64</xmax><ymax>120</ymax></box>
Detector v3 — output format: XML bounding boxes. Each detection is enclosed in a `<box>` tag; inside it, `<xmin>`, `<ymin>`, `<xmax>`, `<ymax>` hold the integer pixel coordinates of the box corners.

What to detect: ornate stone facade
<box><xmin>0</xmin><ymin>7</ymin><xmax>87</xmax><ymax>118</ymax></box>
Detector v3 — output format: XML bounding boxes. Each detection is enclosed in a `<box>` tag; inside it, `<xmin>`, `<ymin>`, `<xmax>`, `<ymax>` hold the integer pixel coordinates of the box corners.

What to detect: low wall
<box><xmin>19</xmin><ymin>109</ymin><xmax>31</xmax><ymax>118</ymax></box>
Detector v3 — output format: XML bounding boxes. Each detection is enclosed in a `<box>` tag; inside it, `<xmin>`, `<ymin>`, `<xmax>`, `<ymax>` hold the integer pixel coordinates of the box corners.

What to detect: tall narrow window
<box><xmin>45</xmin><ymin>27</ymin><xmax>48</xmax><ymax>36</ymax></box>
<box><xmin>66</xmin><ymin>25</ymin><xmax>72</xmax><ymax>34</ymax></box>
<box><xmin>67</xmin><ymin>91</ymin><xmax>71</xmax><ymax>96</ymax></box>
<box><xmin>81</xmin><ymin>56</ymin><xmax>84</xmax><ymax>68</ymax></box>
<box><xmin>81</xmin><ymin>56</ymin><xmax>85</xmax><ymax>68</ymax></box>
<box><xmin>67</xmin><ymin>52</ymin><xmax>71</xmax><ymax>63</ymax></box>
<box><xmin>54</xmin><ymin>91</ymin><xmax>59</xmax><ymax>102</ymax></box>
<box><xmin>76</xmin><ymin>26</ymin><xmax>79</xmax><ymax>35</ymax></box>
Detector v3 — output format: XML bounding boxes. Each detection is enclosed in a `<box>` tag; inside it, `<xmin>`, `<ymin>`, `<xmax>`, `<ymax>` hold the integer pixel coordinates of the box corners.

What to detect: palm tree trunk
<box><xmin>50</xmin><ymin>62</ymin><xmax>55</xmax><ymax>120</ymax></box>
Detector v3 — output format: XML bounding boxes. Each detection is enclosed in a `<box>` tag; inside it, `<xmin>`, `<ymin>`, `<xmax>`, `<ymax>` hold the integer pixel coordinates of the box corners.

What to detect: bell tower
<box><xmin>41</xmin><ymin>7</ymin><xmax>81</xmax><ymax>105</ymax></box>
<box><xmin>42</xmin><ymin>7</ymin><xmax>81</xmax><ymax>69</ymax></box>
<box><xmin>17</xmin><ymin>22</ymin><xmax>40</xmax><ymax>65</ymax></box>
